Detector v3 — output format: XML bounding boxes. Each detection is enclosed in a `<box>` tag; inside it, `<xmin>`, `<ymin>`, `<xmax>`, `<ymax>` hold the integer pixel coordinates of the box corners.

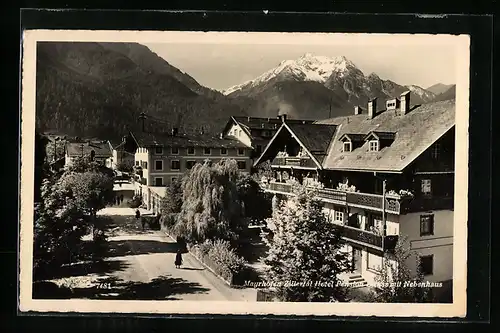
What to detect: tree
<box><xmin>236</xmin><ymin>173</ymin><xmax>272</xmax><ymax>223</ymax></box>
<box><xmin>58</xmin><ymin>156</ymin><xmax>114</xmax><ymax>239</ymax></box>
<box><xmin>45</xmin><ymin>139</ymin><xmax>67</xmax><ymax>163</ymax></box>
<box><xmin>160</xmin><ymin>177</ymin><xmax>184</xmax><ymax>230</ymax></box>
<box><xmin>251</xmin><ymin>160</ymin><xmax>274</xmax><ymax>183</ymax></box>
<box><xmin>58</xmin><ymin>170</ymin><xmax>114</xmax><ymax>234</ymax></box>
<box><xmin>369</xmin><ymin>234</ymin><xmax>434</xmax><ymax>302</ymax></box>
<box><xmin>173</xmin><ymin>159</ymin><xmax>243</xmax><ymax>244</ymax></box>
<box><xmin>33</xmin><ymin>178</ymin><xmax>89</xmax><ymax>278</ymax></box>
<box><xmin>262</xmin><ymin>186</ymin><xmax>351</xmax><ymax>302</ymax></box>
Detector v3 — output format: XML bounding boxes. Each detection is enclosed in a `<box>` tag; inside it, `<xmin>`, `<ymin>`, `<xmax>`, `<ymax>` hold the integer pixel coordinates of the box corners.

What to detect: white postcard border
<box><xmin>19</xmin><ymin>30</ymin><xmax>470</xmax><ymax>317</ymax></box>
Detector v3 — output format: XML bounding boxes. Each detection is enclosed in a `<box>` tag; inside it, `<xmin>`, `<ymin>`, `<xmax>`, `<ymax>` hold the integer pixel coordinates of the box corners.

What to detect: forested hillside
<box><xmin>35</xmin><ymin>42</ymin><xmax>247</xmax><ymax>141</ymax></box>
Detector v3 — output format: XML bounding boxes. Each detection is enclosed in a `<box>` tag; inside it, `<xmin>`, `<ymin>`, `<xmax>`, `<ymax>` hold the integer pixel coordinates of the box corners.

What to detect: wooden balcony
<box><xmin>264</xmin><ymin>181</ymin><xmax>402</xmax><ymax>214</ymax></box>
<box><xmin>271</xmin><ymin>156</ymin><xmax>317</xmax><ymax>168</ymax></box>
<box><xmin>333</xmin><ymin>224</ymin><xmax>398</xmax><ymax>251</ymax></box>
<box><xmin>267</xmin><ymin>182</ymin><xmax>293</xmax><ymax>194</ymax></box>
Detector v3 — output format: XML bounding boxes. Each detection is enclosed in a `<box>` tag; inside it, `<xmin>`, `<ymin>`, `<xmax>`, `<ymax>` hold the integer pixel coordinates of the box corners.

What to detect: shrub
<box><xmin>127</xmin><ymin>195</ymin><xmax>142</xmax><ymax>208</ymax></box>
<box><xmin>193</xmin><ymin>239</ymin><xmax>247</xmax><ymax>283</ymax></box>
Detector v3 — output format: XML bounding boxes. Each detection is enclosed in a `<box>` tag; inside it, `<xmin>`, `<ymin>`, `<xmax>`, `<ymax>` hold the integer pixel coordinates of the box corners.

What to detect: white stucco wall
<box><xmin>135</xmin><ymin>147</ymin><xmax>149</xmax><ymax>184</ymax></box>
<box><xmin>399</xmin><ymin>210</ymin><xmax>454</xmax><ymax>282</ymax></box>
<box><xmin>225</xmin><ymin>123</ymin><xmax>252</xmax><ymax>147</ymax></box>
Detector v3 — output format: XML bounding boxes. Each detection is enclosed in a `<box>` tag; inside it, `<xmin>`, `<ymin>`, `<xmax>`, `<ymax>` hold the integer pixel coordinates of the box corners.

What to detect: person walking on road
<box><xmin>175</xmin><ymin>248</ymin><xmax>183</xmax><ymax>269</ymax></box>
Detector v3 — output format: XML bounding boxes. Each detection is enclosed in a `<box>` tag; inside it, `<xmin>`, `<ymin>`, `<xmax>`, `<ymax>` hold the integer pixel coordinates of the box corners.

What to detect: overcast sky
<box><xmin>144</xmin><ymin>33</ymin><xmax>458</xmax><ymax>92</ymax></box>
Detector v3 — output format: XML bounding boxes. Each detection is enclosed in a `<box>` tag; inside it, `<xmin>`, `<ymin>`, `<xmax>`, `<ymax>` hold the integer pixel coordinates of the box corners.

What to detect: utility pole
<box><xmin>138</xmin><ymin>112</ymin><xmax>146</xmax><ymax>132</ymax></box>
<box><xmin>80</xmin><ymin>143</ymin><xmax>85</xmax><ymax>157</ymax></box>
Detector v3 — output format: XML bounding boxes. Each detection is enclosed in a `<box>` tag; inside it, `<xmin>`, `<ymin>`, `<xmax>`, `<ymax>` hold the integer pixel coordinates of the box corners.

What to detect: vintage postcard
<box><xmin>19</xmin><ymin>30</ymin><xmax>470</xmax><ymax>317</ymax></box>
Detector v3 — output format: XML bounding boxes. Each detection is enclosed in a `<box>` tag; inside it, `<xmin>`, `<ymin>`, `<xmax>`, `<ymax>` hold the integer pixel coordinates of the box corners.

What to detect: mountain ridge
<box><xmin>223</xmin><ymin>53</ymin><xmax>442</xmax><ymax>120</ymax></box>
<box><xmin>35</xmin><ymin>42</ymin><xmax>247</xmax><ymax>141</ymax></box>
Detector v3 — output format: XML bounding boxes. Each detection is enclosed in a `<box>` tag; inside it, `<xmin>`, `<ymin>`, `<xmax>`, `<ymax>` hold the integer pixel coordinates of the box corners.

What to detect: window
<box><xmin>204</xmin><ymin>147</ymin><xmax>211</xmax><ymax>155</ymax></box>
<box><xmin>171</xmin><ymin>177</ymin><xmax>177</xmax><ymax>183</ymax></box>
<box><xmin>431</xmin><ymin>143</ymin><xmax>440</xmax><ymax>159</ymax></box>
<box><xmin>237</xmin><ymin>148</ymin><xmax>245</xmax><ymax>156</ymax></box>
<box><xmin>143</xmin><ymin>162</ymin><xmax>148</xmax><ymax>169</ymax></box>
<box><xmin>155</xmin><ymin>147</ymin><xmax>163</xmax><ymax>155</ymax></box>
<box><xmin>334</xmin><ymin>210</ymin><xmax>344</xmax><ymax>223</ymax></box>
<box><xmin>154</xmin><ymin>177</ymin><xmax>163</xmax><ymax>186</ymax></box>
<box><xmin>171</xmin><ymin>147</ymin><xmax>179</xmax><ymax>155</ymax></box>
<box><xmin>135</xmin><ymin>161</ymin><xmax>140</xmax><ymax>166</ymax></box>
<box><xmin>420</xmin><ymin>214</ymin><xmax>434</xmax><ymax>236</ymax></box>
<box><xmin>220</xmin><ymin>148</ymin><xmax>227</xmax><ymax>155</ymax></box>
<box><xmin>154</xmin><ymin>160</ymin><xmax>163</xmax><ymax>171</ymax></box>
<box><xmin>262</xmin><ymin>130</ymin><xmax>270</xmax><ymax>137</ymax></box>
<box><xmin>369</xmin><ymin>140</ymin><xmax>379</xmax><ymax>152</ymax></box>
<box><xmin>421</xmin><ymin>179</ymin><xmax>432</xmax><ymax>195</ymax></box>
<box><xmin>171</xmin><ymin>160</ymin><xmax>180</xmax><ymax>170</ymax></box>
<box><xmin>237</xmin><ymin>161</ymin><xmax>246</xmax><ymax>170</ymax></box>
<box><xmin>367</xmin><ymin>252</ymin><xmax>383</xmax><ymax>271</ymax></box>
<box><xmin>343</xmin><ymin>142</ymin><xmax>352</xmax><ymax>152</ymax></box>
<box><xmin>419</xmin><ymin>255</ymin><xmax>434</xmax><ymax>276</ymax></box>
<box><xmin>238</xmin><ymin>130</ymin><xmax>242</xmax><ymax>137</ymax></box>
<box><xmin>186</xmin><ymin>160</ymin><xmax>196</xmax><ymax>169</ymax></box>
<box><xmin>187</xmin><ymin>147</ymin><xmax>195</xmax><ymax>155</ymax></box>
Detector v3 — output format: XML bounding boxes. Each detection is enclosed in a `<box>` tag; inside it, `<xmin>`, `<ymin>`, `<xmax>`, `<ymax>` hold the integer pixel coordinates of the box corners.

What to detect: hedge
<box><xmin>191</xmin><ymin>239</ymin><xmax>247</xmax><ymax>286</ymax></box>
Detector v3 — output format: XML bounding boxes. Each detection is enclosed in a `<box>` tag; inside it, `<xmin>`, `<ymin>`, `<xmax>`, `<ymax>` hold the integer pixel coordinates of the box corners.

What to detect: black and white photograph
<box><xmin>19</xmin><ymin>30</ymin><xmax>469</xmax><ymax>317</ymax></box>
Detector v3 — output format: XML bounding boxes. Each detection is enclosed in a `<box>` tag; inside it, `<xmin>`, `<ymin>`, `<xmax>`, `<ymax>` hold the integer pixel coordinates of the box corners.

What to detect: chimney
<box><xmin>247</xmin><ymin>116</ymin><xmax>251</xmax><ymax>121</ymax></box>
<box><xmin>171</xmin><ymin>128</ymin><xmax>178</xmax><ymax>136</ymax></box>
<box><xmin>278</xmin><ymin>114</ymin><xmax>287</xmax><ymax>123</ymax></box>
<box><xmin>400</xmin><ymin>91</ymin><xmax>411</xmax><ymax>115</ymax></box>
<box><xmin>354</xmin><ymin>106</ymin><xmax>363</xmax><ymax>115</ymax></box>
<box><xmin>122</xmin><ymin>135</ymin><xmax>127</xmax><ymax>143</ymax></box>
<box><xmin>200</xmin><ymin>126</ymin><xmax>204</xmax><ymax>135</ymax></box>
<box><xmin>368</xmin><ymin>98</ymin><xmax>377</xmax><ymax>119</ymax></box>
<box><xmin>219</xmin><ymin>133</ymin><xmax>223</xmax><ymax>139</ymax></box>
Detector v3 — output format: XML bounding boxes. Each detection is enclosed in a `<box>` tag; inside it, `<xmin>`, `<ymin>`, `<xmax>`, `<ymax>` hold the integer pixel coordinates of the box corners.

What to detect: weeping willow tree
<box><xmin>173</xmin><ymin>158</ymin><xmax>244</xmax><ymax>244</ymax></box>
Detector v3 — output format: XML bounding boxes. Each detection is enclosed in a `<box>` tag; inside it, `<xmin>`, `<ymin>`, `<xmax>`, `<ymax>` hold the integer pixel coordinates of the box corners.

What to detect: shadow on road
<box><xmin>33</xmin><ymin>275</ymin><xmax>210</xmax><ymax>300</ymax></box>
<box><xmin>106</xmin><ymin>239</ymin><xmax>180</xmax><ymax>257</ymax></box>
<box><xmin>35</xmin><ymin>259</ymin><xmax>129</xmax><ymax>281</ymax></box>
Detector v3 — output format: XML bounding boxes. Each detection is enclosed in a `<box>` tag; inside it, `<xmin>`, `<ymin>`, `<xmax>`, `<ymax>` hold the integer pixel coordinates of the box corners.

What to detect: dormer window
<box><xmin>339</xmin><ymin>133</ymin><xmax>365</xmax><ymax>152</ymax></box>
<box><xmin>364</xmin><ymin>131</ymin><xmax>395</xmax><ymax>151</ymax></box>
<box><xmin>369</xmin><ymin>140</ymin><xmax>379</xmax><ymax>152</ymax></box>
<box><xmin>343</xmin><ymin>142</ymin><xmax>352</xmax><ymax>152</ymax></box>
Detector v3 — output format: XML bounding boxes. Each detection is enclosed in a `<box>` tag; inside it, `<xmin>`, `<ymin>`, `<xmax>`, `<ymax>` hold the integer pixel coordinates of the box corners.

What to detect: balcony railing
<box><xmin>267</xmin><ymin>182</ymin><xmax>293</xmax><ymax>193</ymax></box>
<box><xmin>333</xmin><ymin>224</ymin><xmax>398</xmax><ymax>251</ymax></box>
<box><xmin>271</xmin><ymin>156</ymin><xmax>317</xmax><ymax>168</ymax></box>
<box><xmin>265</xmin><ymin>181</ymin><xmax>401</xmax><ymax>214</ymax></box>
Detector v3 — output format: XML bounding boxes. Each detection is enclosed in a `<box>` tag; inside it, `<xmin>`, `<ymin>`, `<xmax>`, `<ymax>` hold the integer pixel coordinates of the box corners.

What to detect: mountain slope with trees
<box><xmin>35</xmin><ymin>42</ymin><xmax>247</xmax><ymax>141</ymax></box>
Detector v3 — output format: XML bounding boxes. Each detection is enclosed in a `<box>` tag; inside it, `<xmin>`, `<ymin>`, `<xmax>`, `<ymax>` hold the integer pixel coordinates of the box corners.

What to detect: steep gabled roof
<box><xmin>226</xmin><ymin>116</ymin><xmax>311</xmax><ymax>139</ymax></box>
<box><xmin>253</xmin><ymin>122</ymin><xmax>337</xmax><ymax>167</ymax></box>
<box><xmin>285</xmin><ymin>123</ymin><xmax>338</xmax><ymax>163</ymax></box>
<box><xmin>130</xmin><ymin>131</ymin><xmax>248</xmax><ymax>149</ymax></box>
<box><xmin>314</xmin><ymin>99</ymin><xmax>455</xmax><ymax>172</ymax></box>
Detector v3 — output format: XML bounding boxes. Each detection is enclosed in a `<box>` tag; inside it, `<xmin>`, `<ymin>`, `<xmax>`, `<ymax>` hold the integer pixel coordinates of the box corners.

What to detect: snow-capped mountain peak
<box><xmin>222</xmin><ymin>54</ymin><xmax>358</xmax><ymax>95</ymax></box>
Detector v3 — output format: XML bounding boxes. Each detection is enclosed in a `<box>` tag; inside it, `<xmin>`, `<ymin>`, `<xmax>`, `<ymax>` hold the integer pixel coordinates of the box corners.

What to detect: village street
<box><xmin>46</xmin><ymin>207</ymin><xmax>257</xmax><ymax>301</ymax></box>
